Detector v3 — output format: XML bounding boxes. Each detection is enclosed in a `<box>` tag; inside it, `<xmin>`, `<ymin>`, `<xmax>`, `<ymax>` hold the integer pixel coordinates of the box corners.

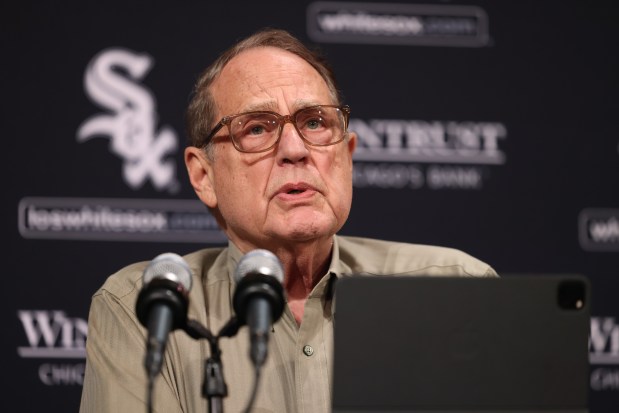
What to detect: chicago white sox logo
<box><xmin>77</xmin><ymin>48</ymin><xmax>178</xmax><ymax>192</ymax></box>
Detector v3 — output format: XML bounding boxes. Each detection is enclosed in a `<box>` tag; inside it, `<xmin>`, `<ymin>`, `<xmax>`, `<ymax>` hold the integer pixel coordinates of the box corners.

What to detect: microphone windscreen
<box><xmin>234</xmin><ymin>249</ymin><xmax>284</xmax><ymax>284</ymax></box>
<box><xmin>143</xmin><ymin>252</ymin><xmax>193</xmax><ymax>292</ymax></box>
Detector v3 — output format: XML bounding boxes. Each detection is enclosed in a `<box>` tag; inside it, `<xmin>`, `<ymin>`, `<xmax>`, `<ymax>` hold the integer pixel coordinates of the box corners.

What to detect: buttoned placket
<box><xmin>293</xmin><ymin>273</ymin><xmax>337</xmax><ymax>413</ymax></box>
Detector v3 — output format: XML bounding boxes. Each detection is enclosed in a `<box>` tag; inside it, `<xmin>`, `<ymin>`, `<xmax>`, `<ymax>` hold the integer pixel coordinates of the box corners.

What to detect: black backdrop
<box><xmin>3</xmin><ymin>1</ymin><xmax>618</xmax><ymax>412</ymax></box>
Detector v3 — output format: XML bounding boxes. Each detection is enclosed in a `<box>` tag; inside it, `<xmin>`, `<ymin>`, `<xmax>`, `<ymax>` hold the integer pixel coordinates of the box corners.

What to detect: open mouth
<box><xmin>287</xmin><ymin>189</ymin><xmax>305</xmax><ymax>195</ymax></box>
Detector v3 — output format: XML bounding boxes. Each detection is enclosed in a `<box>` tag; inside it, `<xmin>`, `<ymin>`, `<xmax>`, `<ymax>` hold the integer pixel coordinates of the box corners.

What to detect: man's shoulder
<box><xmin>336</xmin><ymin>235</ymin><xmax>497</xmax><ymax>277</ymax></box>
<box><xmin>94</xmin><ymin>246</ymin><xmax>227</xmax><ymax>300</ymax></box>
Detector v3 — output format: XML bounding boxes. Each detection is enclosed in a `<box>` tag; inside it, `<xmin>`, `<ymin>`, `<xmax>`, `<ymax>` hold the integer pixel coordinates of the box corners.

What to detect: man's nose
<box><xmin>276</xmin><ymin>121</ymin><xmax>310</xmax><ymax>164</ymax></box>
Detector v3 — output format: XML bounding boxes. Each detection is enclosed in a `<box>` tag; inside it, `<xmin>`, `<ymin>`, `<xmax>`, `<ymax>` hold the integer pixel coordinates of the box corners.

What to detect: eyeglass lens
<box><xmin>229</xmin><ymin>106</ymin><xmax>345</xmax><ymax>152</ymax></box>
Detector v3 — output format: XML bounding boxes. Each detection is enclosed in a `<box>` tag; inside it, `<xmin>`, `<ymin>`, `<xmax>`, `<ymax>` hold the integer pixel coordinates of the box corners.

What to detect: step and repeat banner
<box><xmin>4</xmin><ymin>1</ymin><xmax>618</xmax><ymax>412</ymax></box>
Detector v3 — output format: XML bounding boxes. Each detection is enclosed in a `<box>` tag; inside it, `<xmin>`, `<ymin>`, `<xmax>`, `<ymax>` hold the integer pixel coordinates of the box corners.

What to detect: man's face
<box><xmin>202</xmin><ymin>46</ymin><xmax>356</xmax><ymax>252</ymax></box>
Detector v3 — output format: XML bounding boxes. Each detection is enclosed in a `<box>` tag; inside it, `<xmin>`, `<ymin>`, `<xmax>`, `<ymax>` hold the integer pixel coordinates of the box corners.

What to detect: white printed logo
<box><xmin>589</xmin><ymin>317</ymin><xmax>619</xmax><ymax>391</ymax></box>
<box><xmin>578</xmin><ymin>209</ymin><xmax>619</xmax><ymax>251</ymax></box>
<box><xmin>77</xmin><ymin>48</ymin><xmax>179</xmax><ymax>193</ymax></box>
<box><xmin>351</xmin><ymin>119</ymin><xmax>506</xmax><ymax>164</ymax></box>
<box><xmin>17</xmin><ymin>310</ymin><xmax>87</xmax><ymax>386</ymax></box>
<box><xmin>307</xmin><ymin>2</ymin><xmax>489</xmax><ymax>47</ymax></box>
<box><xmin>350</xmin><ymin>118</ymin><xmax>507</xmax><ymax>190</ymax></box>
<box><xmin>590</xmin><ymin>317</ymin><xmax>619</xmax><ymax>364</ymax></box>
<box><xmin>17</xmin><ymin>310</ymin><xmax>87</xmax><ymax>359</ymax></box>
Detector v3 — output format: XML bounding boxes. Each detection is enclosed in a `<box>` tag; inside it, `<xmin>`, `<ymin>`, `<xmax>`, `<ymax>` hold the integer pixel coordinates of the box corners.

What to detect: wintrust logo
<box><xmin>350</xmin><ymin>118</ymin><xmax>507</xmax><ymax>190</ymax></box>
<box><xmin>78</xmin><ymin>48</ymin><xmax>179</xmax><ymax>193</ymax></box>
<box><xmin>590</xmin><ymin>317</ymin><xmax>619</xmax><ymax>391</ymax></box>
<box><xmin>17</xmin><ymin>310</ymin><xmax>87</xmax><ymax>385</ymax></box>
<box><xmin>18</xmin><ymin>310</ymin><xmax>87</xmax><ymax>359</ymax></box>
<box><xmin>352</xmin><ymin>119</ymin><xmax>505</xmax><ymax>164</ymax></box>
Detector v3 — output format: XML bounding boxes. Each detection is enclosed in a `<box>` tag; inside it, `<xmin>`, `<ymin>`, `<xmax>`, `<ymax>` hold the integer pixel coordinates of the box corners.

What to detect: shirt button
<box><xmin>303</xmin><ymin>345</ymin><xmax>314</xmax><ymax>357</ymax></box>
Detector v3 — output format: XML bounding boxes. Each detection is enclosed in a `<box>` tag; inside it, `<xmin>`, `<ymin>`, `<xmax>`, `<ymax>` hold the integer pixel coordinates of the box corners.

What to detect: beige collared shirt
<box><xmin>80</xmin><ymin>235</ymin><xmax>497</xmax><ymax>413</ymax></box>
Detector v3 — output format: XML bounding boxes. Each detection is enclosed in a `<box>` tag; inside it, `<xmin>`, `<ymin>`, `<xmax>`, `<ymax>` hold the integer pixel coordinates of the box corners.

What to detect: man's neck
<box><xmin>272</xmin><ymin>238</ymin><xmax>334</xmax><ymax>325</ymax></box>
<box><xmin>229</xmin><ymin>235</ymin><xmax>335</xmax><ymax>324</ymax></box>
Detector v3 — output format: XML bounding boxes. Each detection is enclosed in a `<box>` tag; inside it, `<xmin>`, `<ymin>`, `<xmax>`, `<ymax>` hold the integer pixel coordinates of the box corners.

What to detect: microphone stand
<box><xmin>183</xmin><ymin>317</ymin><xmax>241</xmax><ymax>413</ymax></box>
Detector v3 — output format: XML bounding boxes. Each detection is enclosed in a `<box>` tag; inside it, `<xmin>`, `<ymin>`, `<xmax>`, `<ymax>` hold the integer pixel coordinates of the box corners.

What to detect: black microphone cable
<box><xmin>242</xmin><ymin>362</ymin><xmax>262</xmax><ymax>413</ymax></box>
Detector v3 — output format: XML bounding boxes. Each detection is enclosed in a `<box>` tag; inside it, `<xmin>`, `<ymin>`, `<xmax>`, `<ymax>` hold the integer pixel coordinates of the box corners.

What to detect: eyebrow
<box><xmin>242</xmin><ymin>99</ymin><xmax>323</xmax><ymax>114</ymax></box>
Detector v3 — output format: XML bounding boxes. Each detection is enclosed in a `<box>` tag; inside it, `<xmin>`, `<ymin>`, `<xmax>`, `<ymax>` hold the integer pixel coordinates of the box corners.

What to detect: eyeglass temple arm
<box><xmin>203</xmin><ymin>120</ymin><xmax>227</xmax><ymax>147</ymax></box>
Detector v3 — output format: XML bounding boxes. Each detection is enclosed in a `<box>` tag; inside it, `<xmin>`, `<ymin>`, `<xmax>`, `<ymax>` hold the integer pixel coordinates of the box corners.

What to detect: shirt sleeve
<box><xmin>79</xmin><ymin>288</ymin><xmax>184</xmax><ymax>413</ymax></box>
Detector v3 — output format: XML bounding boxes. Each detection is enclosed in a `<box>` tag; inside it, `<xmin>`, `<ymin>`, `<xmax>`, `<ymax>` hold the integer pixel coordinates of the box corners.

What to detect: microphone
<box><xmin>233</xmin><ymin>249</ymin><xmax>285</xmax><ymax>368</ymax></box>
<box><xmin>135</xmin><ymin>253</ymin><xmax>193</xmax><ymax>380</ymax></box>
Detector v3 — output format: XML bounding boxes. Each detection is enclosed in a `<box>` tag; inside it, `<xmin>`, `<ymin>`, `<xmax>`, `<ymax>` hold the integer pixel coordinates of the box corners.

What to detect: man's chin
<box><xmin>269</xmin><ymin>219</ymin><xmax>337</xmax><ymax>244</ymax></box>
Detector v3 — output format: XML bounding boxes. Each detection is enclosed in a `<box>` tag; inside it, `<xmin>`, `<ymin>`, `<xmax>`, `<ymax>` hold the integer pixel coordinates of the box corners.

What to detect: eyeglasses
<box><xmin>203</xmin><ymin>105</ymin><xmax>351</xmax><ymax>153</ymax></box>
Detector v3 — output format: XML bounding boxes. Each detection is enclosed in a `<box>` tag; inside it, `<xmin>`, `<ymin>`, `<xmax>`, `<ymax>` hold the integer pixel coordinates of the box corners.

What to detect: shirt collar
<box><xmin>226</xmin><ymin>240</ymin><xmax>245</xmax><ymax>285</ymax></box>
<box><xmin>225</xmin><ymin>236</ymin><xmax>348</xmax><ymax>307</ymax></box>
<box><xmin>327</xmin><ymin>234</ymin><xmax>352</xmax><ymax>278</ymax></box>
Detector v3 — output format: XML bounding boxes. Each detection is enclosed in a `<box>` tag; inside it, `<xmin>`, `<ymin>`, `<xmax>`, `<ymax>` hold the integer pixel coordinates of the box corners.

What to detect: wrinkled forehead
<box><xmin>209</xmin><ymin>47</ymin><xmax>336</xmax><ymax>117</ymax></box>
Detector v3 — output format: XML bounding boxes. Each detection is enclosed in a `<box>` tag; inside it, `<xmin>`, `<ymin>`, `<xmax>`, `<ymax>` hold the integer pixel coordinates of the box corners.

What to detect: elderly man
<box><xmin>80</xmin><ymin>28</ymin><xmax>497</xmax><ymax>413</ymax></box>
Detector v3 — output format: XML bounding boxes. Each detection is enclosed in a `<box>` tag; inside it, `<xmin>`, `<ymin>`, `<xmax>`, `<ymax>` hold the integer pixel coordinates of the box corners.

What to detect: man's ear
<box><xmin>346</xmin><ymin>131</ymin><xmax>357</xmax><ymax>165</ymax></box>
<box><xmin>184</xmin><ymin>147</ymin><xmax>217</xmax><ymax>208</ymax></box>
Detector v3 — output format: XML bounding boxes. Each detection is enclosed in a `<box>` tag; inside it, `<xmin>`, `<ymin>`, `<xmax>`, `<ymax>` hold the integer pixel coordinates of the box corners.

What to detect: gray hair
<box><xmin>185</xmin><ymin>28</ymin><xmax>343</xmax><ymax>157</ymax></box>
